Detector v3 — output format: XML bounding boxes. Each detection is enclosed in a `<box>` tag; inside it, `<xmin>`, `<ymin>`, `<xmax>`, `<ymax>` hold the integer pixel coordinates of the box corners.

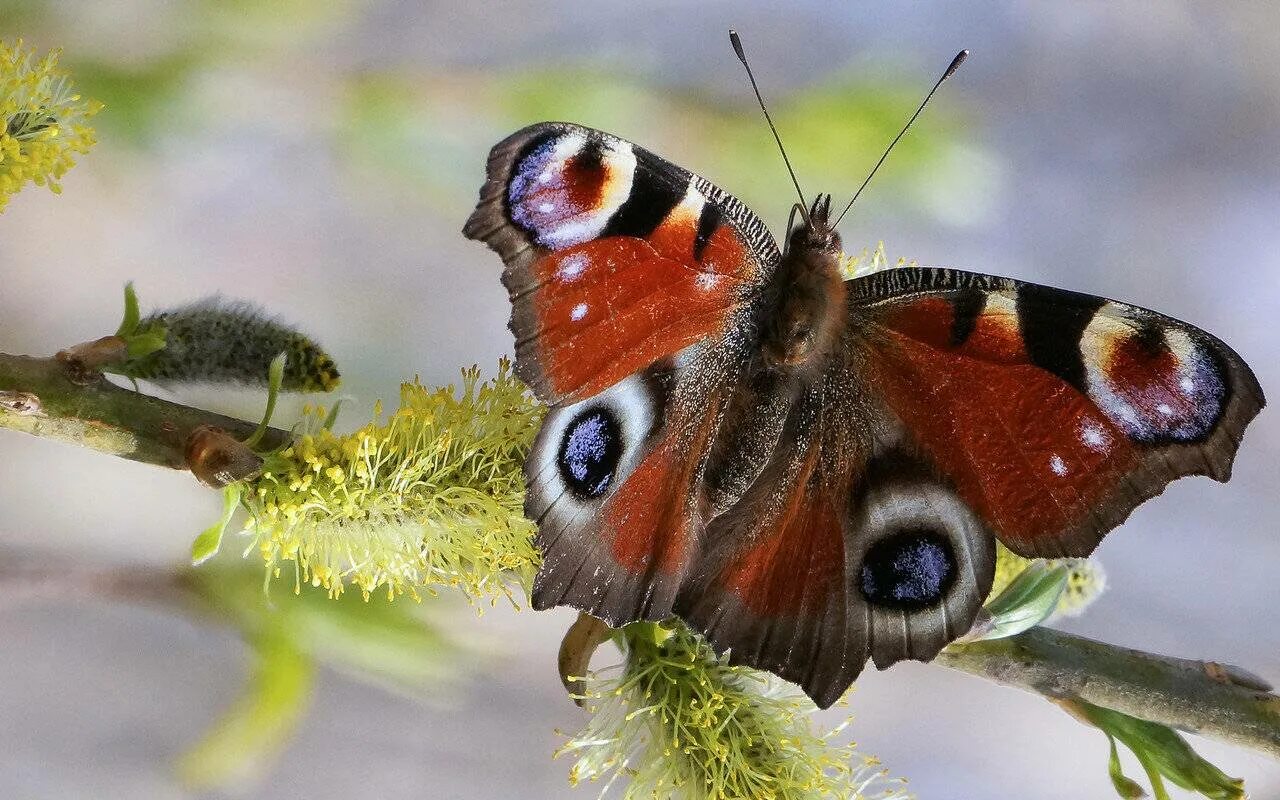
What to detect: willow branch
<box><xmin>0</xmin><ymin>559</ymin><xmax>188</xmax><ymax>609</ymax></box>
<box><xmin>0</xmin><ymin>352</ymin><xmax>288</xmax><ymax>471</ymax></box>
<box><xmin>940</xmin><ymin>627</ymin><xmax>1280</xmax><ymax>758</ymax></box>
<box><xmin>2</xmin><ymin>350</ymin><xmax>1278</xmax><ymax>760</ymax></box>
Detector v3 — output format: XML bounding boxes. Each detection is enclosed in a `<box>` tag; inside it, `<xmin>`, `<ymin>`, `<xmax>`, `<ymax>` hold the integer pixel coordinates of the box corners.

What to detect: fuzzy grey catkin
<box><xmin>125</xmin><ymin>299</ymin><xmax>340</xmax><ymax>392</ymax></box>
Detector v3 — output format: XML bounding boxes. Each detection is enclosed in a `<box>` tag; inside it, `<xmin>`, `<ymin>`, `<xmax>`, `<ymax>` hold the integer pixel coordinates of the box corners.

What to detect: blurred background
<box><xmin>1</xmin><ymin>1</ymin><xmax>1277</xmax><ymax>798</ymax></box>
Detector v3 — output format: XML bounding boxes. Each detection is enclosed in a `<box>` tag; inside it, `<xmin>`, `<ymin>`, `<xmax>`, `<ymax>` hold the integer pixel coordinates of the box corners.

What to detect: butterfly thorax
<box><xmin>760</xmin><ymin>194</ymin><xmax>846</xmax><ymax>372</ymax></box>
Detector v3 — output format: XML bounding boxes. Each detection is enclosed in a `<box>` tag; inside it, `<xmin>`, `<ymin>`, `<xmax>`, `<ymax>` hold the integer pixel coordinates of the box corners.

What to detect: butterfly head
<box><xmin>789</xmin><ymin>194</ymin><xmax>842</xmax><ymax>258</ymax></box>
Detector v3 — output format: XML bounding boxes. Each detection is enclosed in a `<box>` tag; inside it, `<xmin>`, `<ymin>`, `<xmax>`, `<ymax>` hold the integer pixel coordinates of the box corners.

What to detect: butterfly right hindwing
<box><xmin>676</xmin><ymin>328</ymin><xmax>997</xmax><ymax>708</ymax></box>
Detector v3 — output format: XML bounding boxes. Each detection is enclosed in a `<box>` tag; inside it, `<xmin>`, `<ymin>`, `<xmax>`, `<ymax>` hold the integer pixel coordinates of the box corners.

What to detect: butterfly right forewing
<box><xmin>464</xmin><ymin>122</ymin><xmax>778</xmax><ymax>406</ymax></box>
<box><xmin>850</xmin><ymin>267</ymin><xmax>1264</xmax><ymax>558</ymax></box>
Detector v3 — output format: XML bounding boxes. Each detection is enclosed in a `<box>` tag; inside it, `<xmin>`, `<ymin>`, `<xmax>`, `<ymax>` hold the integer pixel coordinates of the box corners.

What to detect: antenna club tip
<box><xmin>729</xmin><ymin>29</ymin><xmax>746</xmax><ymax>61</ymax></box>
<box><xmin>944</xmin><ymin>49</ymin><xmax>969</xmax><ymax>80</ymax></box>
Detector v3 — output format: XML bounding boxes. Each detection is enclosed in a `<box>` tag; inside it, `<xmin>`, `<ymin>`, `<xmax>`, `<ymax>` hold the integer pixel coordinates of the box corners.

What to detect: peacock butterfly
<box><xmin>462</xmin><ymin>36</ymin><xmax>1264</xmax><ymax>708</ymax></box>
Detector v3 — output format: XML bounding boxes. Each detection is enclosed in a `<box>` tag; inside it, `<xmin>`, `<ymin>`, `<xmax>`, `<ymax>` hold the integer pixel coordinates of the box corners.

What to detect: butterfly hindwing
<box><xmin>852</xmin><ymin>267</ymin><xmax>1264</xmax><ymax>557</ymax></box>
<box><xmin>676</xmin><ymin>343</ymin><xmax>997</xmax><ymax>708</ymax></box>
<box><xmin>527</xmin><ymin>352</ymin><xmax>743</xmax><ymax>626</ymax></box>
<box><xmin>463</xmin><ymin>122</ymin><xmax>779</xmax><ymax>405</ymax></box>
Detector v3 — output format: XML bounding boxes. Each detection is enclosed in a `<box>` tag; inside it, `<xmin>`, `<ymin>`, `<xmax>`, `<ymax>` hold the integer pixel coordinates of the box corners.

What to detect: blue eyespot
<box><xmin>859</xmin><ymin>530</ymin><xmax>956</xmax><ymax>610</ymax></box>
<box><xmin>558</xmin><ymin>408</ymin><xmax>622</xmax><ymax>499</ymax></box>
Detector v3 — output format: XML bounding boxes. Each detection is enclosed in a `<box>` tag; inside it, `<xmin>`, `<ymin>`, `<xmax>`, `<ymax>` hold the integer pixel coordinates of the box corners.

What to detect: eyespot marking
<box><xmin>557</xmin><ymin>407</ymin><xmax>624</xmax><ymax>499</ymax></box>
<box><xmin>859</xmin><ymin>529</ymin><xmax>957</xmax><ymax>610</ymax></box>
<box><xmin>507</xmin><ymin>132</ymin><xmax>636</xmax><ymax>249</ymax></box>
<box><xmin>1080</xmin><ymin>309</ymin><xmax>1227</xmax><ymax>444</ymax></box>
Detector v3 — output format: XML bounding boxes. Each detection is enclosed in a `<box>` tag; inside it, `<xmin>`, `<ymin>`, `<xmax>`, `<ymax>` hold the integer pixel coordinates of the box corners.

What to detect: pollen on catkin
<box><xmin>0</xmin><ymin>40</ymin><xmax>100</xmax><ymax>212</ymax></box>
<box><xmin>241</xmin><ymin>361</ymin><xmax>543</xmax><ymax>604</ymax></box>
<box><xmin>123</xmin><ymin>298</ymin><xmax>341</xmax><ymax>392</ymax></box>
<box><xmin>840</xmin><ymin>242</ymin><xmax>916</xmax><ymax>280</ymax></box>
<box><xmin>560</xmin><ymin>623</ymin><xmax>911</xmax><ymax>800</ymax></box>
<box><xmin>990</xmin><ymin>543</ymin><xmax>1106</xmax><ymax>619</ymax></box>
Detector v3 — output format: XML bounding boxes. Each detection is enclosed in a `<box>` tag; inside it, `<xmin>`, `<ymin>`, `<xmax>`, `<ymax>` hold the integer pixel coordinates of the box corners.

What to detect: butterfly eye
<box><xmin>858</xmin><ymin>528</ymin><xmax>957</xmax><ymax>610</ymax></box>
<box><xmin>557</xmin><ymin>407</ymin><xmax>624</xmax><ymax>499</ymax></box>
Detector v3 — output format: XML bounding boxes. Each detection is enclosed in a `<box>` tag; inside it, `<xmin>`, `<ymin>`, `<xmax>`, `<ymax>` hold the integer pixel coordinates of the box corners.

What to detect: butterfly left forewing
<box><xmin>468</xmin><ymin>123</ymin><xmax>786</xmax><ymax>626</ymax></box>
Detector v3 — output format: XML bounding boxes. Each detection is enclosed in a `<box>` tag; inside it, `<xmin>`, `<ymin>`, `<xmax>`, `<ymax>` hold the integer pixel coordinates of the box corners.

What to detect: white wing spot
<box><xmin>1180</xmin><ymin>376</ymin><xmax>1195</xmax><ymax>394</ymax></box>
<box><xmin>1049</xmin><ymin>454</ymin><xmax>1068</xmax><ymax>477</ymax></box>
<box><xmin>557</xmin><ymin>253</ymin><xmax>588</xmax><ymax>282</ymax></box>
<box><xmin>538</xmin><ymin>201</ymin><xmax>555</xmax><ymax>214</ymax></box>
<box><xmin>696</xmin><ymin>272</ymin><xmax>721</xmax><ymax>290</ymax></box>
<box><xmin>570</xmin><ymin>303</ymin><xmax>588</xmax><ymax>322</ymax></box>
<box><xmin>1080</xmin><ymin>420</ymin><xmax>1110</xmax><ymax>452</ymax></box>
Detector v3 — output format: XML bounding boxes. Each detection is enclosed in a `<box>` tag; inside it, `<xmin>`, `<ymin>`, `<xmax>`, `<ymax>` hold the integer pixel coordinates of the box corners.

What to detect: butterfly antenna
<box><xmin>832</xmin><ymin>49</ymin><xmax>968</xmax><ymax>228</ymax></box>
<box><xmin>730</xmin><ymin>29</ymin><xmax>807</xmax><ymax>215</ymax></box>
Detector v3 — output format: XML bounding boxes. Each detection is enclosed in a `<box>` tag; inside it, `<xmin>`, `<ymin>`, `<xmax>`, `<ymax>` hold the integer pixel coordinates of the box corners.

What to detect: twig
<box><xmin>0</xmin><ymin>353</ymin><xmax>288</xmax><ymax>471</ymax></box>
<box><xmin>0</xmin><ymin>559</ymin><xmax>188</xmax><ymax>609</ymax></box>
<box><xmin>939</xmin><ymin>627</ymin><xmax>1280</xmax><ymax>758</ymax></box>
<box><xmin>2</xmin><ymin>348</ymin><xmax>1278</xmax><ymax>760</ymax></box>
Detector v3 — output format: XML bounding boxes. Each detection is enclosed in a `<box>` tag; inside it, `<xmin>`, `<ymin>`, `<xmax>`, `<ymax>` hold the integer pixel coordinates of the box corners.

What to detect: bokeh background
<box><xmin>1</xmin><ymin>1</ymin><xmax>1278</xmax><ymax>798</ymax></box>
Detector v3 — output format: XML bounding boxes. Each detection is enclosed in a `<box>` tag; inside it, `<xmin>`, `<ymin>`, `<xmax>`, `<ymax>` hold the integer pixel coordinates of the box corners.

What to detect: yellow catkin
<box><xmin>560</xmin><ymin>623</ymin><xmax>911</xmax><ymax>800</ymax></box>
<box><xmin>242</xmin><ymin>361</ymin><xmax>543</xmax><ymax>605</ymax></box>
<box><xmin>0</xmin><ymin>40</ymin><xmax>99</xmax><ymax>212</ymax></box>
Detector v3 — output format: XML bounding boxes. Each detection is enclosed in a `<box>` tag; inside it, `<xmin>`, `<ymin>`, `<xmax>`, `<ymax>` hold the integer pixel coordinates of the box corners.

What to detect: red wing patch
<box><xmin>464</xmin><ymin>122</ymin><xmax>779</xmax><ymax>405</ymax></box>
<box><xmin>604</xmin><ymin>432</ymin><xmax>696</xmax><ymax>576</ymax></box>
<box><xmin>715</xmin><ymin>448</ymin><xmax>845</xmax><ymax>617</ymax></box>
<box><xmin>673</xmin><ymin>415</ymin><xmax>857</xmax><ymax>707</ymax></box>
<box><xmin>868</xmin><ymin>316</ymin><xmax>1142</xmax><ymax>555</ymax></box>
<box><xmin>856</xmin><ymin>269</ymin><xmax>1264</xmax><ymax>557</ymax></box>
<box><xmin>516</xmin><ymin>238</ymin><xmax>750</xmax><ymax>402</ymax></box>
<box><xmin>604</xmin><ymin>427</ymin><xmax>705</xmax><ymax>577</ymax></box>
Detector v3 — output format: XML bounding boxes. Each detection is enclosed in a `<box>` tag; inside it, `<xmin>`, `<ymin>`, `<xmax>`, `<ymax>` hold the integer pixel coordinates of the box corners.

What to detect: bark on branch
<box><xmin>0</xmin><ymin>352</ymin><xmax>288</xmax><ymax>471</ymax></box>
<box><xmin>940</xmin><ymin>627</ymin><xmax>1280</xmax><ymax>758</ymax></box>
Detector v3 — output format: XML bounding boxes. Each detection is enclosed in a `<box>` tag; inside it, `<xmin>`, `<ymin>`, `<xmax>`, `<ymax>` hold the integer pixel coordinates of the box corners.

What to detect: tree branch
<box><xmin>0</xmin><ymin>352</ymin><xmax>288</xmax><ymax>471</ymax></box>
<box><xmin>2</xmin><ymin>349</ymin><xmax>1278</xmax><ymax>761</ymax></box>
<box><xmin>940</xmin><ymin>627</ymin><xmax>1280</xmax><ymax>758</ymax></box>
<box><xmin>0</xmin><ymin>558</ymin><xmax>188</xmax><ymax>609</ymax></box>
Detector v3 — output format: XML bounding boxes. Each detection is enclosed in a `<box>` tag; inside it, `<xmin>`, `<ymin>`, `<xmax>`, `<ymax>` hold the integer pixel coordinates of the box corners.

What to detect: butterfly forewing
<box><xmin>463</xmin><ymin>122</ymin><xmax>778</xmax><ymax>405</ymax></box>
<box><xmin>465</xmin><ymin>122</ymin><xmax>779</xmax><ymax>625</ymax></box>
<box><xmin>851</xmin><ymin>267</ymin><xmax>1264</xmax><ymax>558</ymax></box>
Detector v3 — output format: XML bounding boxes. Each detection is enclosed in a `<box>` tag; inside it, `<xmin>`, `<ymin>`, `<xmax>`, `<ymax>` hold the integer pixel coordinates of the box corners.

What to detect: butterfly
<box><xmin>462</xmin><ymin>63</ymin><xmax>1263</xmax><ymax>709</ymax></box>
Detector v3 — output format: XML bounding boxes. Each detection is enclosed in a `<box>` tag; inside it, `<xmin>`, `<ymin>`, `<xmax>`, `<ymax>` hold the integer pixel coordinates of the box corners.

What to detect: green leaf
<box><xmin>124</xmin><ymin>327</ymin><xmax>167</xmax><ymax>360</ymax></box>
<box><xmin>176</xmin><ymin>625</ymin><xmax>313</xmax><ymax>789</ymax></box>
<box><xmin>1134</xmin><ymin>747</ymin><xmax>1172</xmax><ymax>800</ymax></box>
<box><xmin>1107</xmin><ymin>735</ymin><xmax>1148</xmax><ymax>799</ymax></box>
<box><xmin>244</xmin><ymin>352</ymin><xmax>286</xmax><ymax>450</ymax></box>
<box><xmin>116</xmin><ymin>282</ymin><xmax>141</xmax><ymax>337</ymax></box>
<box><xmin>1074</xmin><ymin>701</ymin><xmax>1246</xmax><ymax>800</ymax></box>
<box><xmin>191</xmin><ymin>483</ymin><xmax>242</xmax><ymax>566</ymax></box>
<box><xmin>971</xmin><ymin>561</ymin><xmax>1068</xmax><ymax>641</ymax></box>
<box><xmin>185</xmin><ymin>563</ymin><xmax>470</xmax><ymax>699</ymax></box>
